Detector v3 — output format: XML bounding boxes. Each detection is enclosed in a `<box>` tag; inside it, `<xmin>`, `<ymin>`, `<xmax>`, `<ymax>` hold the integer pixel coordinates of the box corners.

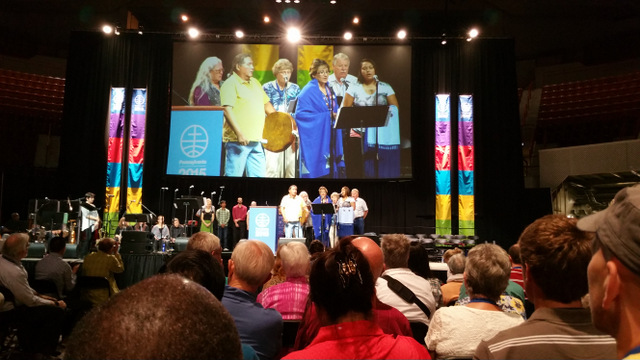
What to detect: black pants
<box><xmin>234</xmin><ymin>220</ymin><xmax>247</xmax><ymax>243</ymax></box>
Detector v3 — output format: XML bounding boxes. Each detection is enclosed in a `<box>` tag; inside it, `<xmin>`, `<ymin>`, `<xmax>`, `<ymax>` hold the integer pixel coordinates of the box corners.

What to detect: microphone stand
<box><xmin>374</xmin><ymin>76</ymin><xmax>380</xmax><ymax>178</ymax></box>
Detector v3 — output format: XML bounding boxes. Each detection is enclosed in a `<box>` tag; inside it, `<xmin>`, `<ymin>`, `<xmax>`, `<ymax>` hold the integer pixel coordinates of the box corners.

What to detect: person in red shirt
<box><xmin>232</xmin><ymin>197</ymin><xmax>248</xmax><ymax>246</ymax></box>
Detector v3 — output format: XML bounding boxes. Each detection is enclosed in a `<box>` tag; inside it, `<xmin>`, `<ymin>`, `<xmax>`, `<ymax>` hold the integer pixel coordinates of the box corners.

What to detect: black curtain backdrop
<box><xmin>58</xmin><ymin>33</ymin><xmax>526</xmax><ymax>246</ymax></box>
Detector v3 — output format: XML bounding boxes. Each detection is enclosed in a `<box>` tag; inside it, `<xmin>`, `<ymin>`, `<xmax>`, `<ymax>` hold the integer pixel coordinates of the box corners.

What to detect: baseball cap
<box><xmin>577</xmin><ymin>184</ymin><xmax>640</xmax><ymax>275</ymax></box>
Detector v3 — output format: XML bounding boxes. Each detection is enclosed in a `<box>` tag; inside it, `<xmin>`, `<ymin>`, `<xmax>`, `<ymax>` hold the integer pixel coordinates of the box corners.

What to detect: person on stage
<box><xmin>113</xmin><ymin>217</ymin><xmax>132</xmax><ymax>242</ymax></box>
<box><xmin>311</xmin><ymin>186</ymin><xmax>332</xmax><ymax>248</ymax></box>
<box><xmin>197</xmin><ymin>198</ymin><xmax>215</xmax><ymax>233</ymax></box>
<box><xmin>169</xmin><ymin>218</ymin><xmax>186</xmax><ymax>241</ymax></box>
<box><xmin>263</xmin><ymin>58</ymin><xmax>301</xmax><ymax>178</ymax></box>
<box><xmin>280</xmin><ymin>185</ymin><xmax>307</xmax><ymax>238</ymax></box>
<box><xmin>351</xmin><ymin>189</ymin><xmax>369</xmax><ymax>235</ymax></box>
<box><xmin>151</xmin><ymin>215</ymin><xmax>170</xmax><ymax>252</ymax></box>
<box><xmin>336</xmin><ymin>186</ymin><xmax>355</xmax><ymax>238</ymax></box>
<box><xmin>329</xmin><ymin>192</ymin><xmax>340</xmax><ymax>248</ymax></box>
<box><xmin>299</xmin><ymin>191</ymin><xmax>314</xmax><ymax>246</ymax></box>
<box><xmin>216</xmin><ymin>200</ymin><xmax>231</xmax><ymax>251</ymax></box>
<box><xmin>295</xmin><ymin>58</ymin><xmax>344</xmax><ymax>178</ymax></box>
<box><xmin>78</xmin><ymin>192</ymin><xmax>100</xmax><ymax>259</ymax></box>
<box><xmin>328</xmin><ymin>53</ymin><xmax>358</xmax><ymax>106</ymax></box>
<box><xmin>189</xmin><ymin>56</ymin><xmax>225</xmax><ymax>106</ymax></box>
<box><xmin>343</xmin><ymin>58</ymin><xmax>401</xmax><ymax>178</ymax></box>
<box><xmin>232</xmin><ymin>197</ymin><xmax>248</xmax><ymax>243</ymax></box>
<box><xmin>220</xmin><ymin>53</ymin><xmax>276</xmax><ymax>177</ymax></box>
<box><xmin>134</xmin><ymin>221</ymin><xmax>149</xmax><ymax>232</ymax></box>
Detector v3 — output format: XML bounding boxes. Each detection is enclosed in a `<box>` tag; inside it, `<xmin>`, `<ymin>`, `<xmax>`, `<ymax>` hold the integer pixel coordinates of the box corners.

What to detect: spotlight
<box><xmin>468</xmin><ymin>28</ymin><xmax>479</xmax><ymax>38</ymax></box>
<box><xmin>330</xmin><ymin>0</ymin><xmax>336</xmax><ymax>4</ymax></box>
<box><xmin>344</xmin><ymin>31</ymin><xmax>353</xmax><ymax>40</ymax></box>
<box><xmin>138</xmin><ymin>25</ymin><xmax>144</xmax><ymax>35</ymax></box>
<box><xmin>181</xmin><ymin>14</ymin><xmax>189</xmax><ymax>22</ymax></box>
<box><xmin>188</xmin><ymin>27</ymin><xmax>200</xmax><ymax>39</ymax></box>
<box><xmin>397</xmin><ymin>29</ymin><xmax>407</xmax><ymax>39</ymax></box>
<box><xmin>285</xmin><ymin>0</ymin><xmax>290</xmax><ymax>3</ymax></box>
<box><xmin>294</xmin><ymin>0</ymin><xmax>300</xmax><ymax>3</ymax></box>
<box><xmin>235</xmin><ymin>30</ymin><xmax>244</xmax><ymax>38</ymax></box>
<box><xmin>114</xmin><ymin>27</ymin><xmax>120</xmax><ymax>35</ymax></box>
<box><xmin>352</xmin><ymin>16</ymin><xmax>360</xmax><ymax>24</ymax></box>
<box><xmin>264</xmin><ymin>16</ymin><xmax>271</xmax><ymax>23</ymax></box>
<box><xmin>276</xmin><ymin>0</ymin><xmax>282</xmax><ymax>2</ymax></box>
<box><xmin>286</xmin><ymin>27</ymin><xmax>301</xmax><ymax>43</ymax></box>
<box><xmin>102</xmin><ymin>25</ymin><xmax>113</xmax><ymax>34</ymax></box>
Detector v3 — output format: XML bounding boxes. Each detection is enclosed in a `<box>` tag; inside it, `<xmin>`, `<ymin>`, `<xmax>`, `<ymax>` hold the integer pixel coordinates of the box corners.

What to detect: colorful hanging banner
<box><xmin>127</xmin><ymin>88</ymin><xmax>147</xmax><ymax>214</ymax></box>
<box><xmin>241</xmin><ymin>44</ymin><xmax>279</xmax><ymax>84</ymax></box>
<box><xmin>458</xmin><ymin>95</ymin><xmax>475</xmax><ymax>235</ymax></box>
<box><xmin>105</xmin><ymin>87</ymin><xmax>126</xmax><ymax>235</ymax></box>
<box><xmin>435</xmin><ymin>94</ymin><xmax>451</xmax><ymax>234</ymax></box>
<box><xmin>297</xmin><ymin>45</ymin><xmax>334</xmax><ymax>88</ymax></box>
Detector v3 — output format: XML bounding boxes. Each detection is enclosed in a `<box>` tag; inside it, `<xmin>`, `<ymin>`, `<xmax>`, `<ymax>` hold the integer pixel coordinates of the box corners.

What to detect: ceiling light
<box><xmin>138</xmin><ymin>25</ymin><xmax>144</xmax><ymax>35</ymax></box>
<box><xmin>181</xmin><ymin>14</ymin><xmax>189</xmax><ymax>22</ymax></box>
<box><xmin>468</xmin><ymin>28</ymin><xmax>479</xmax><ymax>38</ymax></box>
<box><xmin>286</xmin><ymin>27</ymin><xmax>301</xmax><ymax>43</ymax></box>
<box><xmin>330</xmin><ymin>0</ymin><xmax>336</xmax><ymax>4</ymax></box>
<box><xmin>235</xmin><ymin>30</ymin><xmax>244</xmax><ymax>38</ymax></box>
<box><xmin>344</xmin><ymin>31</ymin><xmax>353</xmax><ymax>40</ymax></box>
<box><xmin>102</xmin><ymin>25</ymin><xmax>113</xmax><ymax>34</ymax></box>
<box><xmin>352</xmin><ymin>17</ymin><xmax>359</xmax><ymax>24</ymax></box>
<box><xmin>276</xmin><ymin>0</ymin><xmax>282</xmax><ymax>2</ymax></box>
<box><xmin>397</xmin><ymin>29</ymin><xmax>407</xmax><ymax>39</ymax></box>
<box><xmin>188</xmin><ymin>27</ymin><xmax>200</xmax><ymax>38</ymax></box>
<box><xmin>294</xmin><ymin>0</ymin><xmax>300</xmax><ymax>3</ymax></box>
<box><xmin>264</xmin><ymin>16</ymin><xmax>271</xmax><ymax>23</ymax></box>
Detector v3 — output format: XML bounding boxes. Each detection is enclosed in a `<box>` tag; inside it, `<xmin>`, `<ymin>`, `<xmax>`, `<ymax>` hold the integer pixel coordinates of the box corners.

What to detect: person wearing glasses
<box><xmin>220</xmin><ymin>53</ymin><xmax>276</xmax><ymax>177</ymax></box>
<box><xmin>189</xmin><ymin>56</ymin><xmax>225</xmax><ymax>106</ymax></box>
<box><xmin>294</xmin><ymin>58</ymin><xmax>345</xmax><ymax>178</ymax></box>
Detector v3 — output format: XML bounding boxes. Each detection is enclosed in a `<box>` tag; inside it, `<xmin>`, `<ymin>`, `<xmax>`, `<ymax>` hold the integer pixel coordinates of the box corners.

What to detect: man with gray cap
<box><xmin>578</xmin><ymin>184</ymin><xmax>640</xmax><ymax>359</ymax></box>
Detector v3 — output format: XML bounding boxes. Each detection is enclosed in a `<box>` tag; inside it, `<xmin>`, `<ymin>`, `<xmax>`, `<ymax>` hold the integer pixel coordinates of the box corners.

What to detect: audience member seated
<box><xmin>475</xmin><ymin>214</ymin><xmax>616</xmax><ymax>359</ymax></box>
<box><xmin>262</xmin><ymin>244</ymin><xmax>286</xmax><ymax>291</ymax></box>
<box><xmin>283</xmin><ymin>238</ymin><xmax>429</xmax><ymax>359</ymax></box>
<box><xmin>507</xmin><ymin>244</ymin><xmax>524</xmax><ymax>290</ymax></box>
<box><xmin>222</xmin><ymin>240</ymin><xmax>282</xmax><ymax>360</ymax></box>
<box><xmin>81</xmin><ymin>237</ymin><xmax>124</xmax><ymax>306</ymax></box>
<box><xmin>0</xmin><ymin>233</ymin><xmax>65</xmax><ymax>357</ymax></box>
<box><xmin>294</xmin><ymin>236</ymin><xmax>412</xmax><ymax>350</ymax></box>
<box><xmin>425</xmin><ymin>243</ymin><xmax>524</xmax><ymax>359</ymax></box>
<box><xmin>376</xmin><ymin>234</ymin><xmax>436</xmax><ymax>326</ymax></box>
<box><xmin>35</xmin><ymin>236</ymin><xmax>79</xmax><ymax>299</ymax></box>
<box><xmin>440</xmin><ymin>253</ymin><xmax>466</xmax><ymax>305</ymax></box>
<box><xmin>166</xmin><ymin>249</ymin><xmax>259</xmax><ymax>360</ymax></box>
<box><xmin>2</xmin><ymin>212</ymin><xmax>24</xmax><ymax>234</ymax></box>
<box><xmin>308</xmin><ymin>239</ymin><xmax>325</xmax><ymax>262</ymax></box>
<box><xmin>457</xmin><ymin>277</ymin><xmax>527</xmax><ymax>318</ymax></box>
<box><xmin>409</xmin><ymin>243</ymin><xmax>443</xmax><ymax>308</ymax></box>
<box><xmin>187</xmin><ymin>231</ymin><xmax>223</xmax><ymax>265</ymax></box>
<box><xmin>258</xmin><ymin>241</ymin><xmax>310</xmax><ymax>320</ymax></box>
<box><xmin>65</xmin><ymin>274</ymin><xmax>243</xmax><ymax>360</ymax></box>
<box><xmin>579</xmin><ymin>185</ymin><xmax>640</xmax><ymax>360</ymax></box>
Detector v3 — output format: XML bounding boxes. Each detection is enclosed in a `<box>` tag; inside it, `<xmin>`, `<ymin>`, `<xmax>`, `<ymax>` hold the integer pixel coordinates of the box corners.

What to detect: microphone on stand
<box><xmin>201</xmin><ymin>191</ymin><xmax>205</xmax><ymax>196</ymax></box>
<box><xmin>161</xmin><ymin>187</ymin><xmax>169</xmax><ymax>190</ymax></box>
<box><xmin>189</xmin><ymin>185</ymin><xmax>195</xmax><ymax>189</ymax></box>
<box><xmin>67</xmin><ymin>197</ymin><xmax>73</xmax><ymax>211</ymax></box>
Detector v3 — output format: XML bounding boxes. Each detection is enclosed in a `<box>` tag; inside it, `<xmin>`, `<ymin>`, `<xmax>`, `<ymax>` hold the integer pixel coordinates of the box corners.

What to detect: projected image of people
<box><xmin>343</xmin><ymin>58</ymin><xmax>400</xmax><ymax>178</ymax></box>
<box><xmin>189</xmin><ymin>56</ymin><xmax>225</xmax><ymax>106</ymax></box>
<box><xmin>262</xmin><ymin>58</ymin><xmax>301</xmax><ymax>178</ymax></box>
<box><xmin>295</xmin><ymin>59</ymin><xmax>344</xmax><ymax>178</ymax></box>
<box><xmin>220</xmin><ymin>53</ymin><xmax>276</xmax><ymax>177</ymax></box>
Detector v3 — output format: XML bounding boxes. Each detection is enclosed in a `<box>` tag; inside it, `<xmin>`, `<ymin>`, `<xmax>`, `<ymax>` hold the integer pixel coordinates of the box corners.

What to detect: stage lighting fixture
<box><xmin>276</xmin><ymin>0</ymin><xmax>282</xmax><ymax>2</ymax></box>
<box><xmin>468</xmin><ymin>28</ymin><xmax>479</xmax><ymax>38</ymax></box>
<box><xmin>344</xmin><ymin>31</ymin><xmax>353</xmax><ymax>40</ymax></box>
<box><xmin>286</xmin><ymin>27</ymin><xmax>302</xmax><ymax>43</ymax></box>
<box><xmin>235</xmin><ymin>30</ymin><xmax>245</xmax><ymax>38</ymax></box>
<box><xmin>330</xmin><ymin>0</ymin><xmax>337</xmax><ymax>4</ymax></box>
<box><xmin>397</xmin><ymin>29</ymin><xmax>407</xmax><ymax>39</ymax></box>
<box><xmin>294</xmin><ymin>0</ymin><xmax>300</xmax><ymax>3</ymax></box>
<box><xmin>138</xmin><ymin>25</ymin><xmax>144</xmax><ymax>35</ymax></box>
<box><xmin>114</xmin><ymin>27</ymin><xmax>121</xmax><ymax>35</ymax></box>
<box><xmin>181</xmin><ymin>14</ymin><xmax>189</xmax><ymax>22</ymax></box>
<box><xmin>353</xmin><ymin>16</ymin><xmax>360</xmax><ymax>24</ymax></box>
<box><xmin>264</xmin><ymin>16</ymin><xmax>271</xmax><ymax>23</ymax></box>
<box><xmin>285</xmin><ymin>0</ymin><xmax>290</xmax><ymax>3</ymax></box>
<box><xmin>102</xmin><ymin>25</ymin><xmax>113</xmax><ymax>34</ymax></box>
<box><xmin>188</xmin><ymin>27</ymin><xmax>200</xmax><ymax>38</ymax></box>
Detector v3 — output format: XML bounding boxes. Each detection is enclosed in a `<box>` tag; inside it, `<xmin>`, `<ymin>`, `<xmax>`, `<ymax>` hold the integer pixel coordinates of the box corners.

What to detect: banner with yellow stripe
<box><xmin>241</xmin><ymin>44</ymin><xmax>279</xmax><ymax>84</ymax></box>
<box><xmin>297</xmin><ymin>45</ymin><xmax>334</xmax><ymax>88</ymax></box>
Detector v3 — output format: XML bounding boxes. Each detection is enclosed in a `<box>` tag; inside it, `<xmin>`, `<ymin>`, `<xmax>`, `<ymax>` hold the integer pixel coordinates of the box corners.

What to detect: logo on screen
<box><xmin>180</xmin><ymin>125</ymin><xmax>209</xmax><ymax>158</ymax></box>
<box><xmin>255</xmin><ymin>213</ymin><xmax>270</xmax><ymax>228</ymax></box>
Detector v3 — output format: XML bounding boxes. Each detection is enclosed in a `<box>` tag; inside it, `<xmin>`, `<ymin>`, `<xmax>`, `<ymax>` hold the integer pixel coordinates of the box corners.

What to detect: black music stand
<box><xmin>124</xmin><ymin>213</ymin><xmax>151</xmax><ymax>224</ymax></box>
<box><xmin>311</xmin><ymin>203</ymin><xmax>335</xmax><ymax>245</ymax></box>
<box><xmin>176</xmin><ymin>197</ymin><xmax>202</xmax><ymax>236</ymax></box>
<box><xmin>334</xmin><ymin>105</ymin><xmax>390</xmax><ymax>177</ymax></box>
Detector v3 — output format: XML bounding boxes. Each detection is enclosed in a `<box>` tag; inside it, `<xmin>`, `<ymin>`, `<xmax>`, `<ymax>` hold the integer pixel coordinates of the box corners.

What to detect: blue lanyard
<box><xmin>469</xmin><ymin>298</ymin><xmax>499</xmax><ymax>307</ymax></box>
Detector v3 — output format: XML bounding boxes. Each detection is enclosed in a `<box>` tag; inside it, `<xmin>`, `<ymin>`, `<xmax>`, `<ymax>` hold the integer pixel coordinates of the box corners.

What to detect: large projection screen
<box><xmin>169</xmin><ymin>42</ymin><xmax>411</xmax><ymax>179</ymax></box>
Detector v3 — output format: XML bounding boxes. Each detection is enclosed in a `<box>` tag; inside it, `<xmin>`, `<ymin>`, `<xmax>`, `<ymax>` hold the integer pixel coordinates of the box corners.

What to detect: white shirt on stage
<box><xmin>280</xmin><ymin>195</ymin><xmax>305</xmax><ymax>222</ymax></box>
<box><xmin>353</xmin><ymin>197</ymin><xmax>368</xmax><ymax>218</ymax></box>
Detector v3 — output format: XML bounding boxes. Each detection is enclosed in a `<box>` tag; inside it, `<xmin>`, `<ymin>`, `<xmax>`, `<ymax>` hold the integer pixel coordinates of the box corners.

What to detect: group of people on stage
<box><xmin>279</xmin><ymin>184</ymin><xmax>369</xmax><ymax>249</ymax></box>
<box><xmin>189</xmin><ymin>52</ymin><xmax>401</xmax><ymax>179</ymax></box>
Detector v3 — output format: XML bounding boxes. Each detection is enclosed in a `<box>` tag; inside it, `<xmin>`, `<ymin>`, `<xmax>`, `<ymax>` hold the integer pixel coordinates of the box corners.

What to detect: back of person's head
<box><xmin>443</xmin><ymin>248</ymin><xmax>463</xmax><ymax>263</ymax></box>
<box><xmin>380</xmin><ymin>234</ymin><xmax>410</xmax><ymax>268</ymax></box>
<box><xmin>188</xmin><ymin>232</ymin><xmax>221</xmax><ymax>255</ymax></box>
<box><xmin>310</xmin><ymin>237</ymin><xmax>374</xmax><ymax>324</ymax></box>
<box><xmin>167</xmin><ymin>249</ymin><xmax>226</xmax><ymax>300</ymax></box>
<box><xmin>408</xmin><ymin>243</ymin><xmax>433</xmax><ymax>280</ymax></box>
<box><xmin>280</xmin><ymin>241</ymin><xmax>309</xmax><ymax>278</ymax></box>
<box><xmin>230</xmin><ymin>240</ymin><xmax>274</xmax><ymax>288</ymax></box>
<box><xmin>97</xmin><ymin>238</ymin><xmax>116</xmax><ymax>253</ymax></box>
<box><xmin>352</xmin><ymin>236</ymin><xmax>384</xmax><ymax>279</ymax></box>
<box><xmin>48</xmin><ymin>236</ymin><xmax>67</xmax><ymax>254</ymax></box>
<box><xmin>3</xmin><ymin>233</ymin><xmax>29</xmax><ymax>259</ymax></box>
<box><xmin>308</xmin><ymin>239</ymin><xmax>325</xmax><ymax>256</ymax></box>
<box><xmin>447</xmin><ymin>253</ymin><xmax>467</xmax><ymax>275</ymax></box>
<box><xmin>465</xmin><ymin>244</ymin><xmax>511</xmax><ymax>301</ymax></box>
<box><xmin>508</xmin><ymin>243</ymin><xmax>522</xmax><ymax>265</ymax></box>
<box><xmin>519</xmin><ymin>214</ymin><xmax>593</xmax><ymax>303</ymax></box>
<box><xmin>65</xmin><ymin>274</ymin><xmax>242</xmax><ymax>360</ymax></box>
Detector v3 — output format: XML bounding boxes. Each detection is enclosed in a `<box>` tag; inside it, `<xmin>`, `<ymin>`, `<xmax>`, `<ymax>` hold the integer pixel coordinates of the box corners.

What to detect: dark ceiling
<box><xmin>1</xmin><ymin>0</ymin><xmax>640</xmax><ymax>64</ymax></box>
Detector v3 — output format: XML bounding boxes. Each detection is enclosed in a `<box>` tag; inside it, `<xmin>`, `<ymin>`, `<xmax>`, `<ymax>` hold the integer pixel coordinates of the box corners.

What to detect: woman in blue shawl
<box><xmin>311</xmin><ymin>185</ymin><xmax>332</xmax><ymax>247</ymax></box>
<box><xmin>295</xmin><ymin>59</ymin><xmax>344</xmax><ymax>178</ymax></box>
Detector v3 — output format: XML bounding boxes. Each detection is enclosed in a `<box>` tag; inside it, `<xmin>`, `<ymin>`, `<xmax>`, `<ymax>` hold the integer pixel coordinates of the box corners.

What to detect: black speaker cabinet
<box><xmin>120</xmin><ymin>231</ymin><xmax>152</xmax><ymax>254</ymax></box>
<box><xmin>174</xmin><ymin>237</ymin><xmax>189</xmax><ymax>252</ymax></box>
